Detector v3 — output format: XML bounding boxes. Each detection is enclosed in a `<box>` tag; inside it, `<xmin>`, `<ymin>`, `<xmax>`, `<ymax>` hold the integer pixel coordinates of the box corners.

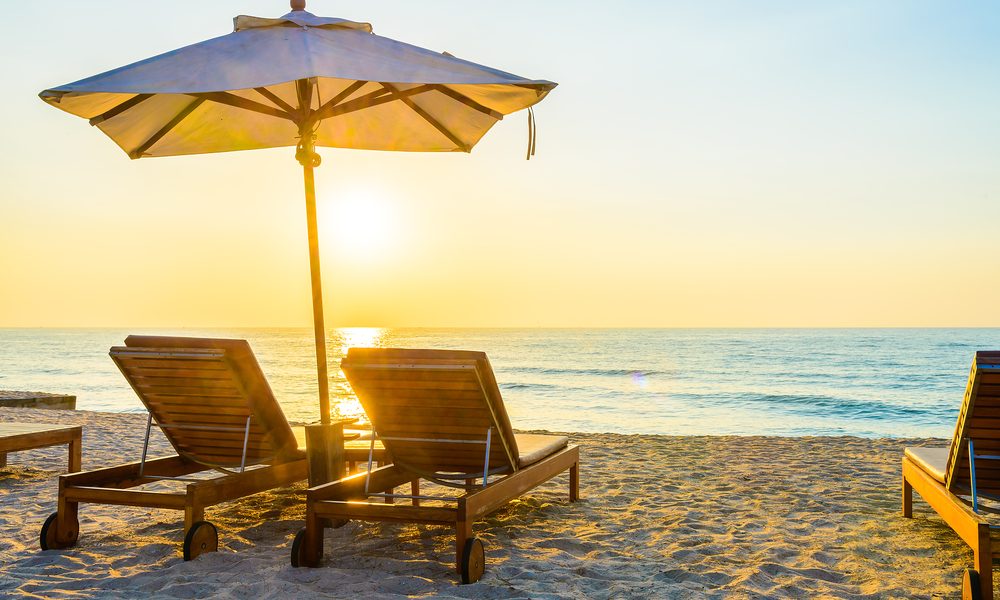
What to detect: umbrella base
<box><xmin>305</xmin><ymin>421</ymin><xmax>356</xmax><ymax>486</ymax></box>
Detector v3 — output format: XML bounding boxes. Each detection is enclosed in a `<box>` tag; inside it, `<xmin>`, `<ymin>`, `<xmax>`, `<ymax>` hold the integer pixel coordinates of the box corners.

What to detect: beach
<box><xmin>0</xmin><ymin>407</ymin><xmax>972</xmax><ymax>599</ymax></box>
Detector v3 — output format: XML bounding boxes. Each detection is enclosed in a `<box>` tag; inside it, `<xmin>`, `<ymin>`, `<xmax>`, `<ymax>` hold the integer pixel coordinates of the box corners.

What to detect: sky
<box><xmin>1</xmin><ymin>0</ymin><xmax>998</xmax><ymax>328</ymax></box>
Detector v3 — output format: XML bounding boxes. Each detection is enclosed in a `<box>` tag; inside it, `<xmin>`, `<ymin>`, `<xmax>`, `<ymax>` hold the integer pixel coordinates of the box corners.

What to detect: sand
<box><xmin>0</xmin><ymin>407</ymin><xmax>977</xmax><ymax>599</ymax></box>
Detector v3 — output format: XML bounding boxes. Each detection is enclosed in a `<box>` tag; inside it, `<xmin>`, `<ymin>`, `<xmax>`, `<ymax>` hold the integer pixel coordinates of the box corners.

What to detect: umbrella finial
<box><xmin>291</xmin><ymin>0</ymin><xmax>306</xmax><ymax>10</ymax></box>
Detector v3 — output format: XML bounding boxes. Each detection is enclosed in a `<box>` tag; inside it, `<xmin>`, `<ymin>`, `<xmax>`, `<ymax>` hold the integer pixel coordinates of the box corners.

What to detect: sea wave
<box><xmin>506</xmin><ymin>366</ymin><xmax>666</xmax><ymax>378</ymax></box>
<box><xmin>2</xmin><ymin>327</ymin><xmax>995</xmax><ymax>437</ymax></box>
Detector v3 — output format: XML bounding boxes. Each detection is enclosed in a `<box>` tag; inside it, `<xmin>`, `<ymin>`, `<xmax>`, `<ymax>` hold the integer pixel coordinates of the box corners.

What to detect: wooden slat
<box><xmin>349</xmin><ymin>369</ymin><xmax>477</xmax><ymax>383</ymax></box>
<box><xmin>66</xmin><ymin>486</ymin><xmax>188</xmax><ymax>509</ymax></box>
<box><xmin>314</xmin><ymin>500</ymin><xmax>456</xmax><ymax>525</ymax></box>
<box><xmin>169</xmin><ymin>441</ymin><xmax>272</xmax><ymax>454</ymax></box>
<box><xmin>134</xmin><ymin>385</ymin><xmax>243</xmax><ymax>398</ymax></box>
<box><xmin>123</xmin><ymin>367</ymin><xmax>231</xmax><ymax>380</ymax></box>
<box><xmin>175</xmin><ymin>451</ymin><xmax>265</xmax><ymax>464</ymax></box>
<box><xmin>967</xmin><ymin>426</ymin><xmax>1000</xmax><ymax>437</ymax></box>
<box><xmin>168</xmin><ymin>434</ymin><xmax>269</xmax><ymax>448</ymax></box>
<box><xmin>359</xmin><ymin>391</ymin><xmax>487</xmax><ymax>405</ymax></box>
<box><xmin>131</xmin><ymin>376</ymin><xmax>240</xmax><ymax>390</ymax></box>
<box><xmin>114</xmin><ymin>357</ymin><xmax>228</xmax><ymax>371</ymax></box>
<box><xmin>353</xmin><ymin>379</ymin><xmax>481</xmax><ymax>392</ymax></box>
<box><xmin>141</xmin><ymin>412</ymin><xmax>253</xmax><ymax>426</ymax></box>
<box><xmin>144</xmin><ymin>399</ymin><xmax>251</xmax><ymax>416</ymax></box>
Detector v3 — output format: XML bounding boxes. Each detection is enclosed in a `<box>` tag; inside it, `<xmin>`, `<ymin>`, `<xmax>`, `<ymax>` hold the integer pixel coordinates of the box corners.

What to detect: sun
<box><xmin>322</xmin><ymin>190</ymin><xmax>395</xmax><ymax>258</ymax></box>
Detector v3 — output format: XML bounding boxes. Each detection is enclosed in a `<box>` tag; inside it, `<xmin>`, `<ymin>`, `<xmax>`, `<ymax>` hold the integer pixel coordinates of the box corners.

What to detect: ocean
<box><xmin>0</xmin><ymin>328</ymin><xmax>996</xmax><ymax>438</ymax></box>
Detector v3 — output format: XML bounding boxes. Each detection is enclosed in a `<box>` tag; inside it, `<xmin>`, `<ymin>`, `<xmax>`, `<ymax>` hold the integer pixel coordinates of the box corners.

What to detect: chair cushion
<box><xmin>905</xmin><ymin>446</ymin><xmax>949</xmax><ymax>483</ymax></box>
<box><xmin>515</xmin><ymin>434</ymin><xmax>568</xmax><ymax>468</ymax></box>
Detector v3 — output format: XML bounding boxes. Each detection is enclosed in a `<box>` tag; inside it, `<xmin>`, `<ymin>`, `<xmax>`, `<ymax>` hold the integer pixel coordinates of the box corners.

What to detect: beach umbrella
<box><xmin>39</xmin><ymin>1</ymin><xmax>556</xmax><ymax>427</ymax></box>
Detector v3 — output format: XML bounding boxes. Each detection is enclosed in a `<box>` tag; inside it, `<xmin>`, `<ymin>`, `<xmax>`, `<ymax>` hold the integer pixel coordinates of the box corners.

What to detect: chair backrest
<box><xmin>110</xmin><ymin>335</ymin><xmax>298</xmax><ymax>468</ymax></box>
<box><xmin>946</xmin><ymin>351</ymin><xmax>1000</xmax><ymax>495</ymax></box>
<box><xmin>341</xmin><ymin>348</ymin><xmax>520</xmax><ymax>478</ymax></box>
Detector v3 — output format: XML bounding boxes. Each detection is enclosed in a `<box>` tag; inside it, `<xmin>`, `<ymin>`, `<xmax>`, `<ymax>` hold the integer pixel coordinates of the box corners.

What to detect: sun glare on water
<box><xmin>334</xmin><ymin>327</ymin><xmax>386</xmax><ymax>422</ymax></box>
<box><xmin>337</xmin><ymin>327</ymin><xmax>386</xmax><ymax>353</ymax></box>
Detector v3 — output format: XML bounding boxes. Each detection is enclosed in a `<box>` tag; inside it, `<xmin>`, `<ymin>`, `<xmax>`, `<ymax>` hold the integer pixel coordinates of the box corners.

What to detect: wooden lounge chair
<box><xmin>39</xmin><ymin>335</ymin><xmax>379</xmax><ymax>560</ymax></box>
<box><xmin>290</xmin><ymin>348</ymin><xmax>580</xmax><ymax>583</ymax></box>
<box><xmin>903</xmin><ymin>351</ymin><xmax>1000</xmax><ymax>600</ymax></box>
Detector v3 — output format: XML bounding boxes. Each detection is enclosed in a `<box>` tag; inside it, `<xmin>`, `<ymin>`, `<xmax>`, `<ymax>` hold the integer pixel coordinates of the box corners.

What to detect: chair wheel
<box><xmin>460</xmin><ymin>537</ymin><xmax>486</xmax><ymax>584</ymax></box>
<box><xmin>963</xmin><ymin>568</ymin><xmax>981</xmax><ymax>600</ymax></box>
<box><xmin>183</xmin><ymin>521</ymin><xmax>218</xmax><ymax>561</ymax></box>
<box><xmin>290</xmin><ymin>527</ymin><xmax>322</xmax><ymax>568</ymax></box>
<box><xmin>40</xmin><ymin>512</ymin><xmax>78</xmax><ymax>550</ymax></box>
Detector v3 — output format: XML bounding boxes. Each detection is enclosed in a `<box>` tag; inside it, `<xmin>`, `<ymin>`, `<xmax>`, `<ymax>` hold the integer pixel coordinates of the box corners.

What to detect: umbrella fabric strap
<box><xmin>526</xmin><ymin>107</ymin><xmax>537</xmax><ymax>160</ymax></box>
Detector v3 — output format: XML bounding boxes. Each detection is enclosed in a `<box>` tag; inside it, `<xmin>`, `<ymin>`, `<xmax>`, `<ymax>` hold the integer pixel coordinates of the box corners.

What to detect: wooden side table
<box><xmin>0</xmin><ymin>423</ymin><xmax>82</xmax><ymax>472</ymax></box>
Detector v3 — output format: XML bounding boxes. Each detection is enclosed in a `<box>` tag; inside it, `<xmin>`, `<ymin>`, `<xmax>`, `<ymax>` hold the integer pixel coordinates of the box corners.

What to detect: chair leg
<box><xmin>184</xmin><ymin>502</ymin><xmax>204</xmax><ymax>534</ymax></box>
<box><xmin>56</xmin><ymin>494</ymin><xmax>80</xmax><ymax>546</ymax></box>
<box><xmin>0</xmin><ymin>452</ymin><xmax>6</xmax><ymax>469</ymax></box>
<box><xmin>456</xmin><ymin>518</ymin><xmax>473</xmax><ymax>574</ymax></box>
<box><xmin>570</xmin><ymin>462</ymin><xmax>580</xmax><ymax>502</ymax></box>
<box><xmin>411</xmin><ymin>480</ymin><xmax>420</xmax><ymax>507</ymax></box>
<box><xmin>301</xmin><ymin>506</ymin><xmax>324</xmax><ymax>567</ymax></box>
<box><xmin>902</xmin><ymin>474</ymin><xmax>912</xmax><ymax>518</ymax></box>
<box><xmin>974</xmin><ymin>552</ymin><xmax>993</xmax><ymax>600</ymax></box>
<box><xmin>68</xmin><ymin>438</ymin><xmax>82</xmax><ymax>473</ymax></box>
<box><xmin>974</xmin><ymin>527</ymin><xmax>993</xmax><ymax>600</ymax></box>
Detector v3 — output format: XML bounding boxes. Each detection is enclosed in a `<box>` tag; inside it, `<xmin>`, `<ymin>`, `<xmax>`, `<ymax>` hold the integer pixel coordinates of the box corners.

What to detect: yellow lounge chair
<box><xmin>903</xmin><ymin>351</ymin><xmax>1000</xmax><ymax>600</ymax></box>
<box><xmin>290</xmin><ymin>348</ymin><xmax>580</xmax><ymax>583</ymax></box>
<box><xmin>39</xmin><ymin>335</ymin><xmax>377</xmax><ymax>560</ymax></box>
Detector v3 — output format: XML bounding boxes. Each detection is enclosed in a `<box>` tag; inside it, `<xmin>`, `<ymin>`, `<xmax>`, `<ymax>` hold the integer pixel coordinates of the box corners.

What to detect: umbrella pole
<box><xmin>300</xmin><ymin>139</ymin><xmax>331</xmax><ymax>426</ymax></box>
<box><xmin>300</xmin><ymin>137</ymin><xmax>352</xmax><ymax>486</ymax></box>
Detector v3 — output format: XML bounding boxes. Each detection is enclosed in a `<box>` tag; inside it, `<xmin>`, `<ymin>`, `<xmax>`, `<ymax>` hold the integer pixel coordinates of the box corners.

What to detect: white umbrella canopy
<box><xmin>39</xmin><ymin>1</ymin><xmax>556</xmax><ymax>425</ymax></box>
<box><xmin>39</xmin><ymin>7</ymin><xmax>555</xmax><ymax>157</ymax></box>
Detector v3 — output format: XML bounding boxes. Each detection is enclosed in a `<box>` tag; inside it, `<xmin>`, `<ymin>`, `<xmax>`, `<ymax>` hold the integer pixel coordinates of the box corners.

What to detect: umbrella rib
<box><xmin>431</xmin><ymin>85</ymin><xmax>503</xmax><ymax>120</ymax></box>
<box><xmin>310</xmin><ymin>80</ymin><xmax>369</xmax><ymax>119</ymax></box>
<box><xmin>253</xmin><ymin>87</ymin><xmax>297</xmax><ymax>115</ymax></box>
<box><xmin>89</xmin><ymin>94</ymin><xmax>154</xmax><ymax>126</ymax></box>
<box><xmin>380</xmin><ymin>83</ymin><xmax>470</xmax><ymax>152</ymax></box>
<box><xmin>187</xmin><ymin>91</ymin><xmax>296</xmax><ymax>122</ymax></box>
<box><xmin>311</xmin><ymin>85</ymin><xmax>434</xmax><ymax>122</ymax></box>
<box><xmin>129</xmin><ymin>97</ymin><xmax>205</xmax><ymax>159</ymax></box>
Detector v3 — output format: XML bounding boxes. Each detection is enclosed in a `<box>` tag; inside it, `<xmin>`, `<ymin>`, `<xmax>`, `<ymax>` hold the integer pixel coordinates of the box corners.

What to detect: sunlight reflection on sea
<box><xmin>1</xmin><ymin>328</ymin><xmax>996</xmax><ymax>437</ymax></box>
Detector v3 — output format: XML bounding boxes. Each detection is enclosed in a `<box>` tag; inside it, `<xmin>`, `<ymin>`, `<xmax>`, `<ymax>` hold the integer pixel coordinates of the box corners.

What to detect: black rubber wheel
<box><xmin>182</xmin><ymin>520</ymin><xmax>218</xmax><ymax>561</ymax></box>
<box><xmin>290</xmin><ymin>527</ymin><xmax>322</xmax><ymax>568</ymax></box>
<box><xmin>290</xmin><ymin>528</ymin><xmax>305</xmax><ymax>568</ymax></box>
<box><xmin>460</xmin><ymin>537</ymin><xmax>486</xmax><ymax>584</ymax></box>
<box><xmin>40</xmin><ymin>512</ymin><xmax>78</xmax><ymax>551</ymax></box>
<box><xmin>963</xmin><ymin>568</ymin><xmax>981</xmax><ymax>600</ymax></box>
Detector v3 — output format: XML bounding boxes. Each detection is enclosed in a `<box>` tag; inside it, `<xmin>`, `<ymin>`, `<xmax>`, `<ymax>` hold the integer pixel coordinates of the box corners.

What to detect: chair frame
<box><xmin>297</xmin><ymin>442</ymin><xmax>579</xmax><ymax>579</ymax></box>
<box><xmin>39</xmin><ymin>337</ymin><xmax>368</xmax><ymax>561</ymax></box>
<box><xmin>902</xmin><ymin>353</ymin><xmax>1000</xmax><ymax>600</ymax></box>
<box><xmin>292</xmin><ymin>349</ymin><xmax>580</xmax><ymax>583</ymax></box>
